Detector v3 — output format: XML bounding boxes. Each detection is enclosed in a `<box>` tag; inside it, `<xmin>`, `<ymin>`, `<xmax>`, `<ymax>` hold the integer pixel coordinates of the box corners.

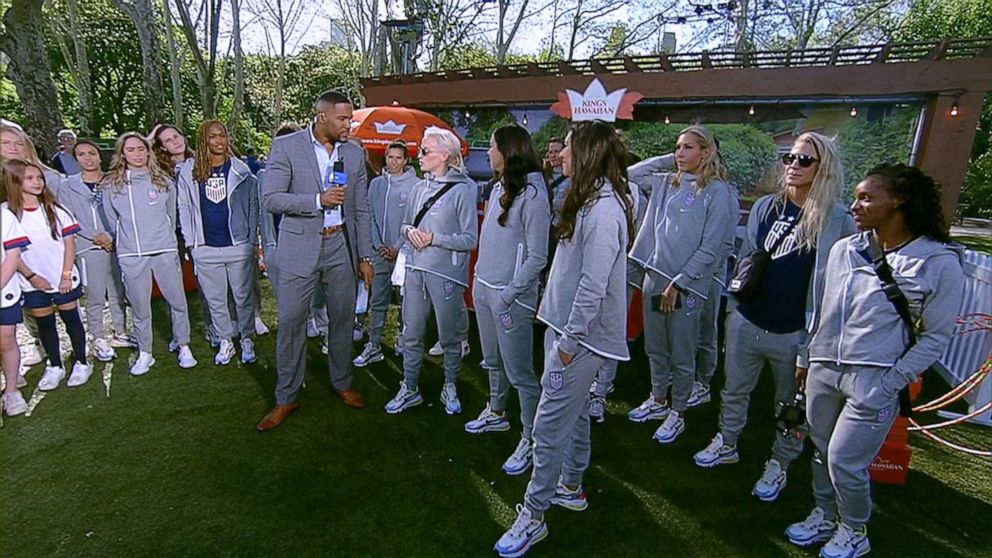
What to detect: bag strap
<box><xmin>413</xmin><ymin>182</ymin><xmax>458</xmax><ymax>228</ymax></box>
<box><xmin>863</xmin><ymin>233</ymin><xmax>916</xmax><ymax>417</ymax></box>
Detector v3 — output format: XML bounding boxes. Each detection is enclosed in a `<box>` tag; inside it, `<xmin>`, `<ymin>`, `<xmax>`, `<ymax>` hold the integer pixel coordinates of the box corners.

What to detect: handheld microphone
<box><xmin>328</xmin><ymin>161</ymin><xmax>348</xmax><ymax>209</ymax></box>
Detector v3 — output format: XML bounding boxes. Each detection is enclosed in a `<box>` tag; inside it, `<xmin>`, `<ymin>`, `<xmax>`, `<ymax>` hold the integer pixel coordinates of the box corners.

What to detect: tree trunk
<box><xmin>273</xmin><ymin>23</ymin><xmax>286</xmax><ymax>133</ymax></box>
<box><xmin>163</xmin><ymin>0</ymin><xmax>184</xmax><ymax>128</ymax></box>
<box><xmin>0</xmin><ymin>0</ymin><xmax>65</xmax><ymax>157</ymax></box>
<box><xmin>66</xmin><ymin>0</ymin><xmax>95</xmax><ymax>136</ymax></box>
<box><xmin>113</xmin><ymin>0</ymin><xmax>166</xmax><ymax>128</ymax></box>
<box><xmin>228</xmin><ymin>0</ymin><xmax>245</xmax><ymax>137</ymax></box>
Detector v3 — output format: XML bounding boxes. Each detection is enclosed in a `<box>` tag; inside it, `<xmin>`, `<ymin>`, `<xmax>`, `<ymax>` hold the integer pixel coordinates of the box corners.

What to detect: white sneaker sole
<box><xmin>628</xmin><ymin>409</ymin><xmax>670</xmax><ymax>423</ymax></box>
<box><xmin>353</xmin><ymin>353</ymin><xmax>384</xmax><ymax>367</ymax></box>
<box><xmin>687</xmin><ymin>393</ymin><xmax>712</xmax><ymax>408</ymax></box>
<box><xmin>465</xmin><ymin>421</ymin><xmax>511</xmax><ymax>434</ymax></box>
<box><xmin>385</xmin><ymin>395</ymin><xmax>423</xmax><ymax>414</ymax></box>
<box><xmin>694</xmin><ymin>453</ymin><xmax>740</xmax><ymax>468</ymax></box>
<box><xmin>753</xmin><ymin>478</ymin><xmax>787</xmax><ymax>502</ymax></box>
<box><xmin>653</xmin><ymin>423</ymin><xmax>685</xmax><ymax>444</ymax></box>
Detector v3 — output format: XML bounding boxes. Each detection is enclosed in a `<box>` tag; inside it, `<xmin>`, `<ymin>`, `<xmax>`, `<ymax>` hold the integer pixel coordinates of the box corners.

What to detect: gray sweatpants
<box><xmin>118</xmin><ymin>252</ymin><xmax>191</xmax><ymax>353</ymax></box>
<box><xmin>368</xmin><ymin>262</ymin><xmax>395</xmax><ymax>347</ymax></box>
<box><xmin>642</xmin><ymin>271</ymin><xmax>703</xmax><ymax>412</ymax></box>
<box><xmin>591</xmin><ymin>283</ymin><xmax>636</xmax><ymax>397</ymax></box>
<box><xmin>78</xmin><ymin>249</ymin><xmax>127</xmax><ymax>338</ymax></box>
<box><xmin>401</xmin><ymin>270</ymin><xmax>468</xmax><ymax>388</ymax></box>
<box><xmin>807</xmin><ymin>361</ymin><xmax>898</xmax><ymax>530</ymax></box>
<box><xmin>696</xmin><ymin>278</ymin><xmax>723</xmax><ymax>386</ymax></box>
<box><xmin>274</xmin><ymin>233</ymin><xmax>355</xmax><ymax>404</ymax></box>
<box><xmin>718</xmin><ymin>309</ymin><xmax>804</xmax><ymax>466</ymax></box>
<box><xmin>192</xmin><ymin>243</ymin><xmax>255</xmax><ymax>341</ymax></box>
<box><xmin>473</xmin><ymin>281</ymin><xmax>541</xmax><ymax>439</ymax></box>
<box><xmin>524</xmin><ymin>328</ymin><xmax>606</xmax><ymax>513</ymax></box>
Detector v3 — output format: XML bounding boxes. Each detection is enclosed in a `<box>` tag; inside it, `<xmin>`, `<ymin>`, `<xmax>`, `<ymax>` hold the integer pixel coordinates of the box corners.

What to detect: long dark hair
<box><xmin>2</xmin><ymin>158</ymin><xmax>65</xmax><ymax>240</ymax></box>
<box><xmin>150</xmin><ymin>124</ymin><xmax>193</xmax><ymax>178</ymax></box>
<box><xmin>493</xmin><ymin>125</ymin><xmax>541</xmax><ymax>227</ymax></box>
<box><xmin>557</xmin><ymin>121</ymin><xmax>635</xmax><ymax>247</ymax></box>
<box><xmin>866</xmin><ymin>163</ymin><xmax>950</xmax><ymax>243</ymax></box>
<box><xmin>193</xmin><ymin>120</ymin><xmax>232</xmax><ymax>183</ymax></box>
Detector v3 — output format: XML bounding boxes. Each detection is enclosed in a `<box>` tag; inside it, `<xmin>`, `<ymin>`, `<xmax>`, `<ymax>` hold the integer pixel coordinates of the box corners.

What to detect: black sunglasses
<box><xmin>782</xmin><ymin>153</ymin><xmax>819</xmax><ymax>168</ymax></box>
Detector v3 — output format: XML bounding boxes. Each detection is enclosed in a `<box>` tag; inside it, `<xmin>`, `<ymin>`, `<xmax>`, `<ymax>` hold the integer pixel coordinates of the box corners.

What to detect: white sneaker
<box><xmin>440</xmin><ymin>382</ymin><xmax>462</xmax><ymax>415</ymax></box>
<box><xmin>652</xmin><ymin>410</ymin><xmax>685</xmax><ymax>444</ymax></box>
<box><xmin>168</xmin><ymin>339</ymin><xmax>180</xmax><ymax>353</ymax></box>
<box><xmin>502</xmin><ymin>437</ymin><xmax>533</xmax><ymax>475</ymax></box>
<box><xmin>428</xmin><ymin>340</ymin><xmax>444</xmax><ymax>356</ymax></box>
<box><xmin>254</xmin><ymin>316</ymin><xmax>270</xmax><ymax>336</ymax></box>
<box><xmin>214</xmin><ymin>340</ymin><xmax>236</xmax><ymax>365</ymax></box>
<box><xmin>785</xmin><ymin>507</ymin><xmax>838</xmax><ymax>547</ymax></box>
<box><xmin>92</xmin><ymin>337</ymin><xmax>117</xmax><ymax>362</ymax></box>
<box><xmin>109</xmin><ymin>332</ymin><xmax>137</xmax><ymax>348</ymax></box>
<box><xmin>38</xmin><ymin>366</ymin><xmax>66</xmax><ymax>391</ymax></box>
<box><xmin>130</xmin><ymin>352</ymin><xmax>156</xmax><ymax>376</ymax></box>
<box><xmin>549</xmin><ymin>481</ymin><xmax>588</xmax><ymax>511</ymax></box>
<box><xmin>241</xmin><ymin>338</ymin><xmax>257</xmax><ymax>364</ymax></box>
<box><xmin>494</xmin><ymin>504</ymin><xmax>548</xmax><ymax>558</ymax></box>
<box><xmin>385</xmin><ymin>382</ymin><xmax>423</xmax><ymax>414</ymax></box>
<box><xmin>589</xmin><ymin>379</ymin><xmax>614</xmax><ymax>396</ymax></box>
<box><xmin>819</xmin><ymin>523</ymin><xmax>870</xmax><ymax>558</ymax></box>
<box><xmin>16</xmin><ymin>373</ymin><xmax>26</xmax><ymax>388</ymax></box>
<box><xmin>588</xmin><ymin>395</ymin><xmax>607</xmax><ymax>423</ymax></box>
<box><xmin>177</xmin><ymin>345</ymin><xmax>197</xmax><ymax>369</ymax></box>
<box><xmin>2</xmin><ymin>390</ymin><xmax>28</xmax><ymax>416</ymax></box>
<box><xmin>353</xmin><ymin>343</ymin><xmax>384</xmax><ymax>367</ymax></box>
<box><xmin>693</xmin><ymin>433</ymin><xmax>740</xmax><ymax>467</ymax></box>
<box><xmin>67</xmin><ymin>362</ymin><xmax>93</xmax><ymax>387</ymax></box>
<box><xmin>353</xmin><ymin>321</ymin><xmax>365</xmax><ymax>342</ymax></box>
<box><xmin>465</xmin><ymin>403</ymin><xmax>511</xmax><ymax>434</ymax></box>
<box><xmin>628</xmin><ymin>395</ymin><xmax>670</xmax><ymax>422</ymax></box>
<box><xmin>686</xmin><ymin>381</ymin><xmax>712</xmax><ymax>407</ymax></box>
<box><xmin>21</xmin><ymin>343</ymin><xmax>45</xmax><ymax>366</ymax></box>
<box><xmin>752</xmin><ymin>459</ymin><xmax>788</xmax><ymax>502</ymax></box>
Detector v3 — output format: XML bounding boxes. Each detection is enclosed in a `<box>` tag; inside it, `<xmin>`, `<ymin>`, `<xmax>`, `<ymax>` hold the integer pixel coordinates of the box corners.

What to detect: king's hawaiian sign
<box><xmin>550</xmin><ymin>78</ymin><xmax>643</xmax><ymax>122</ymax></box>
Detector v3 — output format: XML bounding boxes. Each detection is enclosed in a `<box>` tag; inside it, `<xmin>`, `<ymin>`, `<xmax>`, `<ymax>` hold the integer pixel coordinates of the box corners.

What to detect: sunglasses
<box><xmin>782</xmin><ymin>153</ymin><xmax>818</xmax><ymax>168</ymax></box>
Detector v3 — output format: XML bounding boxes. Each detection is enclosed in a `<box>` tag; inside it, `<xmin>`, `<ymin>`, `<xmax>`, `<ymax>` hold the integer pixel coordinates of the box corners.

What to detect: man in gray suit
<box><xmin>256</xmin><ymin>90</ymin><xmax>375</xmax><ymax>431</ymax></box>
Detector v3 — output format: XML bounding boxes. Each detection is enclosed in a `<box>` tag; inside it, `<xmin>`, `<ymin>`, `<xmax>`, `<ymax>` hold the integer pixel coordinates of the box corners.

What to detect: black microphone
<box><xmin>328</xmin><ymin>161</ymin><xmax>347</xmax><ymax>209</ymax></box>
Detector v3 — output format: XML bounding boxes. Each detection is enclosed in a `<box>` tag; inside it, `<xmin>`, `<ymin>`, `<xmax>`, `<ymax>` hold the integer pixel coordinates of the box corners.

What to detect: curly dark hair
<box><xmin>865</xmin><ymin>162</ymin><xmax>950</xmax><ymax>243</ymax></box>
<box><xmin>492</xmin><ymin>124</ymin><xmax>542</xmax><ymax>227</ymax></box>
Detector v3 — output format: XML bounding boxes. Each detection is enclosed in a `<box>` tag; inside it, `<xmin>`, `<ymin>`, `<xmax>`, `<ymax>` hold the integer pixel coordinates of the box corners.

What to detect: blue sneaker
<box><xmin>786</xmin><ymin>507</ymin><xmax>838</xmax><ymax>547</ymax></box>
<box><xmin>550</xmin><ymin>482</ymin><xmax>588</xmax><ymax>511</ymax></box>
<box><xmin>385</xmin><ymin>382</ymin><xmax>423</xmax><ymax>414</ymax></box>
<box><xmin>466</xmin><ymin>403</ymin><xmax>511</xmax><ymax>434</ymax></box>
<box><xmin>495</xmin><ymin>504</ymin><xmax>548</xmax><ymax>558</ymax></box>
<box><xmin>628</xmin><ymin>395</ymin><xmax>670</xmax><ymax>422</ymax></box>
<box><xmin>502</xmin><ymin>437</ymin><xmax>533</xmax><ymax>476</ymax></box>
<box><xmin>819</xmin><ymin>523</ymin><xmax>870</xmax><ymax>558</ymax></box>
<box><xmin>652</xmin><ymin>411</ymin><xmax>685</xmax><ymax>444</ymax></box>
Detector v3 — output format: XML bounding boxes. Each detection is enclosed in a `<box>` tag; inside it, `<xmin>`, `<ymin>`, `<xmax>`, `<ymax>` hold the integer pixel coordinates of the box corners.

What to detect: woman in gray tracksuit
<box><xmin>353</xmin><ymin>141</ymin><xmax>419</xmax><ymax>367</ymax></box>
<box><xmin>495</xmin><ymin>121</ymin><xmax>635</xmax><ymax>558</ymax></box>
<box><xmin>692</xmin><ymin>133</ymin><xmax>857</xmax><ymax>504</ymax></box>
<box><xmin>627</xmin><ymin>125</ymin><xmax>735</xmax><ymax>445</ymax></box>
<box><xmin>464</xmin><ymin>125</ymin><xmax>550</xmax><ymax>478</ymax></box>
<box><xmin>61</xmin><ymin>140</ymin><xmax>129</xmax><ymax>362</ymax></box>
<box><xmin>177</xmin><ymin>120</ymin><xmax>259</xmax><ymax>366</ymax></box>
<box><xmin>101</xmin><ymin>132</ymin><xmax>196</xmax><ymax>375</ymax></box>
<box><xmin>385</xmin><ymin>128</ymin><xmax>478</xmax><ymax>416</ymax></box>
<box><xmin>785</xmin><ymin>163</ymin><xmax>964</xmax><ymax>558</ymax></box>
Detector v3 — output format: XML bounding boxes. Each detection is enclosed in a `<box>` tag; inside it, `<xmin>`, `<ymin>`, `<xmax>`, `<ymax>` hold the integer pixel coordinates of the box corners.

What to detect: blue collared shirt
<box><xmin>309</xmin><ymin>126</ymin><xmax>343</xmax><ymax>228</ymax></box>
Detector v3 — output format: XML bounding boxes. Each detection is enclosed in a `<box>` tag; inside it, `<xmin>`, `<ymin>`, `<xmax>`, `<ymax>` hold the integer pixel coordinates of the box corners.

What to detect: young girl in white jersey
<box><xmin>2</xmin><ymin>159</ymin><xmax>90</xmax><ymax>390</ymax></box>
<box><xmin>0</xmin><ymin>188</ymin><xmax>30</xmax><ymax>415</ymax></box>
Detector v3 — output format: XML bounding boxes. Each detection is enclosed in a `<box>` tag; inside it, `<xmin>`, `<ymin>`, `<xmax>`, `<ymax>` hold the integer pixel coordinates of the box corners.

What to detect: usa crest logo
<box><xmin>146</xmin><ymin>188</ymin><xmax>159</xmax><ymax>201</ymax></box>
<box><xmin>549</xmin><ymin>371</ymin><xmax>564</xmax><ymax>392</ymax></box>
<box><xmin>877</xmin><ymin>405</ymin><xmax>892</xmax><ymax>423</ymax></box>
<box><xmin>498</xmin><ymin>311</ymin><xmax>513</xmax><ymax>329</ymax></box>
<box><xmin>685</xmin><ymin>295</ymin><xmax>698</xmax><ymax>310</ymax></box>
<box><xmin>684</xmin><ymin>192</ymin><xmax>696</xmax><ymax>207</ymax></box>
<box><xmin>443</xmin><ymin>280</ymin><xmax>455</xmax><ymax>296</ymax></box>
<box><xmin>205</xmin><ymin>176</ymin><xmax>227</xmax><ymax>204</ymax></box>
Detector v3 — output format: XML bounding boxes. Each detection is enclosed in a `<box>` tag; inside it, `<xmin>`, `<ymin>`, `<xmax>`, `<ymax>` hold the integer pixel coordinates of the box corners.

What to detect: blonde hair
<box><xmin>422</xmin><ymin>127</ymin><xmax>464</xmax><ymax>169</ymax></box>
<box><xmin>671</xmin><ymin>125</ymin><xmax>726</xmax><ymax>192</ymax></box>
<box><xmin>103</xmin><ymin>132</ymin><xmax>173</xmax><ymax>193</ymax></box>
<box><xmin>773</xmin><ymin>131</ymin><xmax>844</xmax><ymax>252</ymax></box>
<box><xmin>1</xmin><ymin>125</ymin><xmax>45</xmax><ymax>167</ymax></box>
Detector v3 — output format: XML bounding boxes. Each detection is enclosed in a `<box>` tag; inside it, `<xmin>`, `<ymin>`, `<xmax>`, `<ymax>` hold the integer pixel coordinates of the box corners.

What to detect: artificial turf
<box><xmin>2</xmin><ymin>287</ymin><xmax>990</xmax><ymax>557</ymax></box>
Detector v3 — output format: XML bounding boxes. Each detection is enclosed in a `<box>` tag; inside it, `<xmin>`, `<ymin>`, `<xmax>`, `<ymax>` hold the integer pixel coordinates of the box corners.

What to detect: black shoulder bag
<box><xmin>728</xmin><ymin>208</ymin><xmax>801</xmax><ymax>303</ymax></box>
<box><xmin>413</xmin><ymin>182</ymin><xmax>458</xmax><ymax>228</ymax></box>
<box><xmin>863</xmin><ymin>234</ymin><xmax>917</xmax><ymax>418</ymax></box>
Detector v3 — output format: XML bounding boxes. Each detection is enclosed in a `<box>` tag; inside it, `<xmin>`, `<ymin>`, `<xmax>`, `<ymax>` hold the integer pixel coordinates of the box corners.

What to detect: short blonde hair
<box><xmin>422</xmin><ymin>127</ymin><xmax>464</xmax><ymax>169</ymax></box>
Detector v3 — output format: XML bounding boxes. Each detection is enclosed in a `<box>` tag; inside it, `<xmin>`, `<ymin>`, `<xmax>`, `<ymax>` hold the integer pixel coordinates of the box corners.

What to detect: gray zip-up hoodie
<box><xmin>807</xmin><ymin>231</ymin><xmax>964</xmax><ymax>392</ymax></box>
<box><xmin>369</xmin><ymin>167</ymin><xmax>419</xmax><ymax>273</ymax></box>
<box><xmin>628</xmin><ymin>172</ymin><xmax>735</xmax><ymax>299</ymax></box>
<box><xmin>538</xmin><ymin>180</ymin><xmax>630</xmax><ymax>361</ymax></box>
<box><xmin>401</xmin><ymin>167</ymin><xmax>478</xmax><ymax>286</ymax></box>
<box><xmin>101</xmin><ymin>170</ymin><xmax>178</xmax><ymax>257</ymax></box>
<box><xmin>475</xmin><ymin>172</ymin><xmax>551</xmax><ymax>312</ymax></box>
<box><xmin>62</xmin><ymin>173</ymin><xmax>113</xmax><ymax>254</ymax></box>
<box><xmin>734</xmin><ymin>195</ymin><xmax>857</xmax><ymax>366</ymax></box>
<box><xmin>176</xmin><ymin>157</ymin><xmax>259</xmax><ymax>249</ymax></box>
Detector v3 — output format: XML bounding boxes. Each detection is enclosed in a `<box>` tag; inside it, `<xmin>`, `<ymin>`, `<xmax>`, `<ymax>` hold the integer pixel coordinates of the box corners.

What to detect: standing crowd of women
<box><xmin>0</xmin><ymin>106</ymin><xmax>964</xmax><ymax>558</ymax></box>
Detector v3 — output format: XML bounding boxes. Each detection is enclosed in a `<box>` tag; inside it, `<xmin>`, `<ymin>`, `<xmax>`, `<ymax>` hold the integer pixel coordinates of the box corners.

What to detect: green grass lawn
<box><xmin>2</xmin><ymin>287</ymin><xmax>990</xmax><ymax>557</ymax></box>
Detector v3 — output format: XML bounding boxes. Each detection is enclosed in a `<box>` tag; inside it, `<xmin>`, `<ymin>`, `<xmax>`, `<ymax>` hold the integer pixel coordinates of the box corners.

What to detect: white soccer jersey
<box><xmin>2</xmin><ymin>202</ymin><xmax>81</xmax><ymax>293</ymax></box>
<box><xmin>1</xmin><ymin>207</ymin><xmax>31</xmax><ymax>308</ymax></box>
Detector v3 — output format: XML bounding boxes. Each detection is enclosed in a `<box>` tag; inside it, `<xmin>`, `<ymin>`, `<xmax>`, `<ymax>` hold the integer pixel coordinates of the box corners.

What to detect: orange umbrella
<box><xmin>350</xmin><ymin>105</ymin><xmax>469</xmax><ymax>156</ymax></box>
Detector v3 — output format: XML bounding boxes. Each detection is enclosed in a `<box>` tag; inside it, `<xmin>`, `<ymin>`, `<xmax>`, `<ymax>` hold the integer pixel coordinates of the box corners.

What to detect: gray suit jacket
<box><xmin>261</xmin><ymin>129</ymin><xmax>373</xmax><ymax>277</ymax></box>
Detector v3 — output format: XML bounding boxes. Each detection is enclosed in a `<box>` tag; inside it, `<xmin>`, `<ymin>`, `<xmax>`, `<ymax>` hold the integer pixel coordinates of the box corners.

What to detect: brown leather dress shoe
<box><xmin>336</xmin><ymin>388</ymin><xmax>366</xmax><ymax>409</ymax></box>
<box><xmin>256</xmin><ymin>403</ymin><xmax>300</xmax><ymax>432</ymax></box>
